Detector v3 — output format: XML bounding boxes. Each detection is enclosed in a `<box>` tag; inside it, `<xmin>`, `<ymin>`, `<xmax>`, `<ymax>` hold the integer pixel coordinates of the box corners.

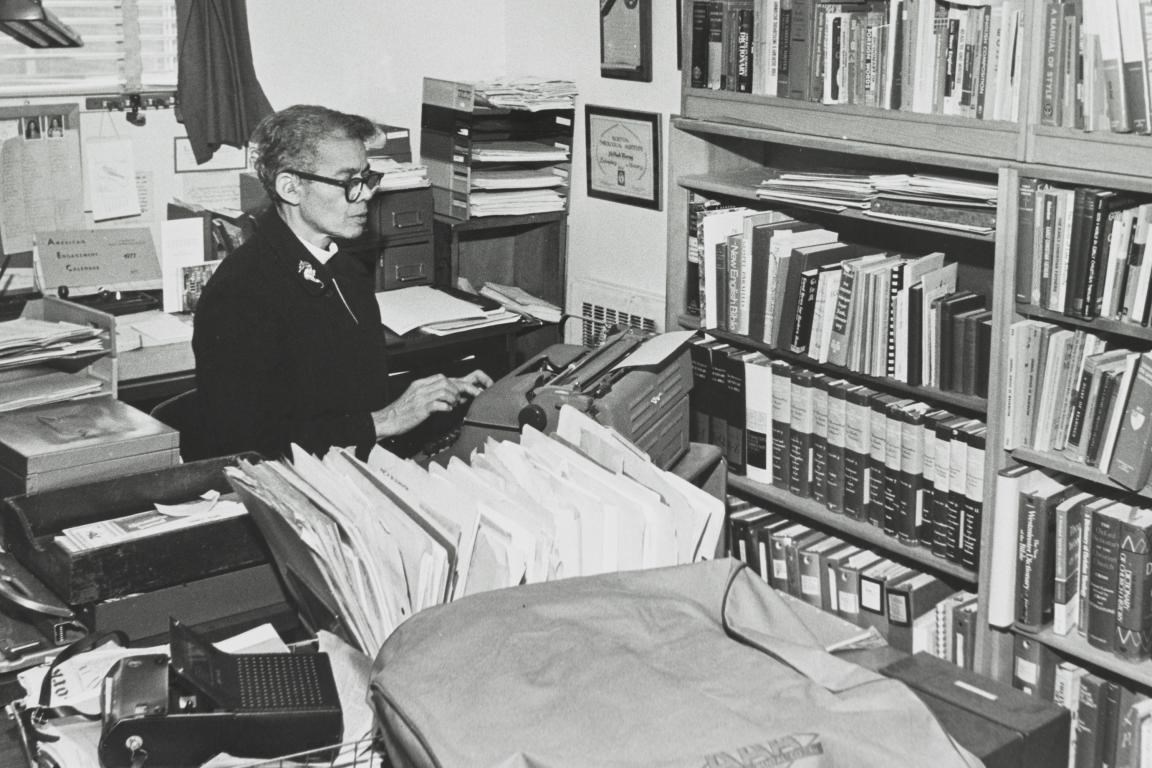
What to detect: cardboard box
<box><xmin>882</xmin><ymin>651</ymin><xmax>1069</xmax><ymax>768</ymax></box>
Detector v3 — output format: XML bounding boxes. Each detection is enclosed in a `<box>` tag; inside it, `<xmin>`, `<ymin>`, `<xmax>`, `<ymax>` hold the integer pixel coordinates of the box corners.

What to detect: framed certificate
<box><xmin>585</xmin><ymin>105</ymin><xmax>661</xmax><ymax>210</ymax></box>
<box><xmin>599</xmin><ymin>0</ymin><xmax>652</xmax><ymax>82</ymax></box>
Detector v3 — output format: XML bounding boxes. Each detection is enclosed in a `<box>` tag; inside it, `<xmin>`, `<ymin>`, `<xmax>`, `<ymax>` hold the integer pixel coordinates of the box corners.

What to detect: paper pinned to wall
<box><xmin>0</xmin><ymin>133</ymin><xmax>85</xmax><ymax>256</ymax></box>
<box><xmin>180</xmin><ymin>170</ymin><xmax>241</xmax><ymax>210</ymax></box>
<box><xmin>85</xmin><ymin>137</ymin><xmax>142</xmax><ymax>221</ymax></box>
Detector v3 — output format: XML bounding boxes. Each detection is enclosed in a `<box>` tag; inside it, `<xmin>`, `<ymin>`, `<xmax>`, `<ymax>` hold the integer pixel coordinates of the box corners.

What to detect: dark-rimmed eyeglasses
<box><xmin>286</xmin><ymin>168</ymin><xmax>383</xmax><ymax>202</ymax></box>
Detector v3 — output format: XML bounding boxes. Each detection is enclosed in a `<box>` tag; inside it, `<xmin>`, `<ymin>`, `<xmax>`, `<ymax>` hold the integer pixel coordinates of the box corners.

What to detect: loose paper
<box><xmin>160</xmin><ymin>217</ymin><xmax>207</xmax><ymax>312</ymax></box>
<box><xmin>85</xmin><ymin>137</ymin><xmax>141</xmax><ymax>221</ymax></box>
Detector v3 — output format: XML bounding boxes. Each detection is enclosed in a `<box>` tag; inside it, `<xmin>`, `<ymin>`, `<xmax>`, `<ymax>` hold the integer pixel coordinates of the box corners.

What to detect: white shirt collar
<box><xmin>295</xmin><ymin>234</ymin><xmax>339</xmax><ymax>265</ymax></box>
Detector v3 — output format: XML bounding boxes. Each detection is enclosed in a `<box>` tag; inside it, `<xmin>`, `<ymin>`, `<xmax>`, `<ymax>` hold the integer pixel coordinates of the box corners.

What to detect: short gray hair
<box><xmin>250</xmin><ymin>105</ymin><xmax>377</xmax><ymax>198</ymax></box>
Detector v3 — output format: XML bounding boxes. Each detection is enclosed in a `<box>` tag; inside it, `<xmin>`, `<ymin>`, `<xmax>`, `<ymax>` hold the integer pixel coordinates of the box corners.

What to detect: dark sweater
<box><xmin>192</xmin><ymin>209</ymin><xmax>389</xmax><ymax>459</ymax></box>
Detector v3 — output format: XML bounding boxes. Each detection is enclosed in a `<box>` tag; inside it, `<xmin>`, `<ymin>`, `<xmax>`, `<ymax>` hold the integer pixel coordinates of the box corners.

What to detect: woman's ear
<box><xmin>274</xmin><ymin>171</ymin><xmax>301</xmax><ymax>205</ymax></box>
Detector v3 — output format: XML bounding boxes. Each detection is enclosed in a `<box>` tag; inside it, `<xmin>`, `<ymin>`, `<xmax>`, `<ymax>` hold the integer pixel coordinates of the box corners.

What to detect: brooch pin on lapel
<box><xmin>297</xmin><ymin>260</ymin><xmax>324</xmax><ymax>287</ymax></box>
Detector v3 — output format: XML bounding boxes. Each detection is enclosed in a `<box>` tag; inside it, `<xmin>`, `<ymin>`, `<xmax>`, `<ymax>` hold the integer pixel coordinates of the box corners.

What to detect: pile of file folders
<box><xmin>226</xmin><ymin>406</ymin><xmax>725</xmax><ymax>655</ymax></box>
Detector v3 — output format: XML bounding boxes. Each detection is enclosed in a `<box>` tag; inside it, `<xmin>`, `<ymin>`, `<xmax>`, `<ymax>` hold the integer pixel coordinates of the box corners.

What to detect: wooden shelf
<box><xmin>677</xmin><ymin>170</ymin><xmax>998</xmax><ymax>244</ymax></box>
<box><xmin>708</xmin><ymin>328</ymin><xmax>988</xmax><ymax>416</ymax></box>
<box><xmin>1027</xmin><ymin>128</ymin><xmax>1152</xmax><ymax>192</ymax></box>
<box><xmin>1015</xmin><ymin>304</ymin><xmax>1152</xmax><ymax>345</ymax></box>
<box><xmin>1010</xmin><ymin>448</ymin><xmax>1152</xmax><ymax>502</ymax></box>
<box><xmin>678</xmin><ymin>95</ymin><xmax>1022</xmax><ymax>165</ymax></box>
<box><xmin>1020</xmin><ymin>625</ymin><xmax>1152</xmax><ymax>689</ymax></box>
<box><xmin>729</xmin><ymin>475</ymin><xmax>978</xmax><ymax>585</ymax></box>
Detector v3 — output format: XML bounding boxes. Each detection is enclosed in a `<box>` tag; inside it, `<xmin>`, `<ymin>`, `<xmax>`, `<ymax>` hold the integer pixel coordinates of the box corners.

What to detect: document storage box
<box><xmin>1</xmin><ymin>454</ymin><xmax>269</xmax><ymax>605</ymax></box>
<box><xmin>881</xmin><ymin>651</ymin><xmax>1069</xmax><ymax>768</ymax></box>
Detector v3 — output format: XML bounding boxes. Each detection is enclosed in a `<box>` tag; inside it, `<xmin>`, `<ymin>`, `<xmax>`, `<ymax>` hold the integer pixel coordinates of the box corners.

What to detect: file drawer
<box><xmin>369</xmin><ymin>186</ymin><xmax>433</xmax><ymax>239</ymax></box>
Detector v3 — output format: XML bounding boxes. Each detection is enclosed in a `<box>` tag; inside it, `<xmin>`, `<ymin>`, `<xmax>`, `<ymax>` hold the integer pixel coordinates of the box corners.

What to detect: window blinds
<box><xmin>0</xmin><ymin>0</ymin><xmax>176</xmax><ymax>97</ymax></box>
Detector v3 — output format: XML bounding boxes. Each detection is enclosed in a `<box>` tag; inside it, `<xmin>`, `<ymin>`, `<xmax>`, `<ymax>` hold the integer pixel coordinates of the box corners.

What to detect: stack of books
<box><xmin>0</xmin><ymin>395</ymin><xmax>180</xmax><ymax>496</ymax></box>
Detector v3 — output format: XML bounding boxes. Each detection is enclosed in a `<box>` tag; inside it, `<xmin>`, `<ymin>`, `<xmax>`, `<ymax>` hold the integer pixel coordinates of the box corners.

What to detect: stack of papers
<box><xmin>757</xmin><ymin>171</ymin><xmax>909</xmax><ymax>211</ymax></box>
<box><xmin>225</xmin><ymin>406</ymin><xmax>724</xmax><ymax>652</ymax></box>
<box><xmin>376</xmin><ymin>285</ymin><xmax>520</xmax><ymax>336</ymax></box>
<box><xmin>369</xmin><ymin>157</ymin><xmax>432</xmax><ymax>191</ymax></box>
<box><xmin>0</xmin><ymin>317</ymin><xmax>104</xmax><ymax>370</ymax></box>
<box><xmin>468</xmin><ymin>189</ymin><xmax>567</xmax><ymax>217</ymax></box>
<box><xmin>470</xmin><ymin>141</ymin><xmax>571</xmax><ymax>163</ymax></box>
<box><xmin>480</xmin><ymin>282</ymin><xmax>562</xmax><ymax>323</ymax></box>
<box><xmin>470</xmin><ymin>168</ymin><xmax>566</xmax><ymax>190</ymax></box>
<box><xmin>476</xmin><ymin>77</ymin><xmax>578</xmax><ymax>111</ymax></box>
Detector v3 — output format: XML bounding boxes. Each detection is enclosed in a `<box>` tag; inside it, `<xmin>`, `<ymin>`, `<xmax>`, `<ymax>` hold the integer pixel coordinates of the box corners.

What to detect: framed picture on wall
<box><xmin>599</xmin><ymin>0</ymin><xmax>652</xmax><ymax>82</ymax></box>
<box><xmin>585</xmin><ymin>105</ymin><xmax>661</xmax><ymax>210</ymax></box>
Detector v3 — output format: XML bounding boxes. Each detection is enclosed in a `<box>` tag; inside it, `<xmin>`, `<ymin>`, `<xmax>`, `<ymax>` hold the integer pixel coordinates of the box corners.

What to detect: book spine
<box><xmin>723</xmin><ymin>349</ymin><xmax>747</xmax><ymax>474</ymax></box>
<box><xmin>1016</xmin><ymin>177</ymin><xmax>1039</xmax><ymax>304</ymax></box>
<box><xmin>1115</xmin><ymin>516</ymin><xmax>1152</xmax><ymax>660</ymax></box>
<box><xmin>1107</xmin><ymin>352</ymin><xmax>1152</xmax><ymax>490</ymax></box>
<box><xmin>770</xmin><ymin>360</ymin><xmax>793</xmax><ymax>491</ymax></box>
<box><xmin>1039</xmin><ymin>0</ymin><xmax>1064</xmax><ymax>126</ymax></box>
<box><xmin>708</xmin><ymin>345</ymin><xmax>731</xmax><ymax>458</ymax></box>
<box><xmin>689</xmin><ymin>340</ymin><xmax>713</xmax><ymax>443</ymax></box>
<box><xmin>881</xmin><ymin>401</ymin><xmax>907</xmax><ymax>537</ymax></box>
<box><xmin>824</xmin><ymin>380</ymin><xmax>848</xmax><ymax>514</ymax></box>
<box><xmin>744</xmin><ymin>357</ymin><xmax>773</xmax><ymax>485</ymax></box>
<box><xmin>1074</xmin><ymin>674</ymin><xmax>1104</xmax><ymax>768</ymax></box>
<box><xmin>708</xmin><ymin>0</ymin><xmax>727</xmax><ymax>89</ymax></box>
<box><xmin>787</xmin><ymin>368</ymin><xmax>816</xmax><ymax>497</ymax></box>
<box><xmin>960</xmin><ymin>426</ymin><xmax>985</xmax><ymax>569</ymax></box>
<box><xmin>826</xmin><ymin>258</ymin><xmax>858</xmax><ymax>367</ymax></box>
<box><xmin>810</xmin><ymin>375</ymin><xmax>830</xmax><ymax>505</ymax></box>
<box><xmin>866</xmin><ymin>393</ymin><xmax>891</xmax><ymax>528</ymax></box>
<box><xmin>842</xmin><ymin>386</ymin><xmax>872</xmax><ymax>519</ymax></box>
<box><xmin>691</xmin><ymin>0</ymin><xmax>712</xmax><ymax>88</ymax></box>
<box><xmin>1088</xmin><ymin>509</ymin><xmax>1123</xmax><ymax>652</ymax></box>
<box><xmin>1016</xmin><ymin>489</ymin><xmax>1043</xmax><ymax>630</ymax></box>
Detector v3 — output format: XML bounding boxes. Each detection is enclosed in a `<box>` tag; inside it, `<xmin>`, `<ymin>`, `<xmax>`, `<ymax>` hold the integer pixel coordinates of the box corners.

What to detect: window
<box><xmin>0</xmin><ymin>0</ymin><xmax>177</xmax><ymax>97</ymax></box>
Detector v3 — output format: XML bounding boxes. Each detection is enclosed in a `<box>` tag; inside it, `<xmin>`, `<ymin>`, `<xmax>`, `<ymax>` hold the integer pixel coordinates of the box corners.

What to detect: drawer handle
<box><xmin>395</xmin><ymin>263</ymin><xmax>425</xmax><ymax>281</ymax></box>
<box><xmin>392</xmin><ymin>210</ymin><xmax>424</xmax><ymax>229</ymax></box>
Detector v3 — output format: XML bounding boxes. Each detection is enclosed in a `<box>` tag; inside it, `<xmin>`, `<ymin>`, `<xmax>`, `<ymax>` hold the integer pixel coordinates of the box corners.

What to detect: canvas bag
<box><xmin>369</xmin><ymin>558</ymin><xmax>982</xmax><ymax>768</ymax></box>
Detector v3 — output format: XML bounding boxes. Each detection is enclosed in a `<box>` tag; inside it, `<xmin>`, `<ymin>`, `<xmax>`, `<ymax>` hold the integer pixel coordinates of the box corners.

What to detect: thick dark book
<box><xmin>1066</xmin><ymin>188</ymin><xmax>1128</xmax><ymax>320</ymax></box>
<box><xmin>722</xmin><ymin>346</ymin><xmax>749</xmax><ymax>475</ymax></box>
<box><xmin>1085</xmin><ymin>367</ymin><xmax>1123</xmax><ymax>468</ymax></box>
<box><xmin>1087</xmin><ymin>503</ymin><xmax>1130</xmax><ymax>652</ymax></box>
<box><xmin>867</xmin><ymin>392</ymin><xmax>900</xmax><ymax>528</ymax></box>
<box><xmin>1107</xmin><ymin>350</ymin><xmax>1152</xmax><ymax>491</ymax></box>
<box><xmin>974</xmin><ymin>311</ymin><xmax>993</xmax><ymax>398</ymax></box>
<box><xmin>1097</xmin><ymin>679</ymin><xmax>1123</xmax><ymax>768</ymax></box>
<box><xmin>1015</xmin><ymin>475</ymin><xmax>1078</xmax><ymax>631</ymax></box>
<box><xmin>906</xmin><ymin>282</ymin><xmax>925</xmax><ymax>387</ymax></box>
<box><xmin>790</xmin><ymin>263</ymin><xmax>837</xmax><ymax>355</ymax></box>
<box><xmin>776</xmin><ymin>0</ymin><xmax>794</xmax><ymax>97</ymax></box>
<box><xmin>769</xmin><ymin>522</ymin><xmax>811</xmax><ymax>590</ymax></box>
<box><xmin>1038</xmin><ymin>0</ymin><xmax>1065</xmax><ymax>127</ymax></box>
<box><xmin>822</xmin><ymin>543</ymin><xmax>861</xmax><ymax>613</ymax></box>
<box><xmin>707</xmin><ymin>0</ymin><xmax>726</xmax><ymax>89</ymax></box>
<box><xmin>1074</xmin><ymin>674</ymin><xmax>1105</xmax><ymax>768</ymax></box>
<box><xmin>842</xmin><ymin>384</ymin><xmax>874</xmax><ymax>520</ymax></box>
<box><xmin>798</xmin><ymin>535</ymin><xmax>845</xmax><ymax>606</ymax></box>
<box><xmin>785</xmin><ymin>0</ymin><xmax>817</xmax><ymax>101</ymax></box>
<box><xmin>952</xmin><ymin>597</ymin><xmax>979</xmax><ymax>669</ymax></box>
<box><xmin>714</xmin><ymin>239</ymin><xmax>731</xmax><ymax>330</ymax></box>
<box><xmin>885</xmin><ymin>571</ymin><xmax>956</xmax><ymax>654</ymax></box>
<box><xmin>933</xmin><ymin>416</ymin><xmax>978</xmax><ymax>562</ymax></box>
<box><xmin>735</xmin><ymin>7</ymin><xmax>755</xmax><ymax>93</ymax></box>
<box><xmin>770</xmin><ymin>359</ymin><xmax>794</xmax><ymax>491</ymax></box>
<box><xmin>1114</xmin><ymin>506</ymin><xmax>1152</xmax><ymax>659</ymax></box>
<box><xmin>869</xmin><ymin>197</ymin><xmax>997</xmax><ymax>229</ymax></box>
<box><xmin>690</xmin><ymin>0</ymin><xmax>711</xmax><ymax>88</ymax></box>
<box><xmin>934</xmin><ymin>290</ymin><xmax>985</xmax><ymax>394</ymax></box>
<box><xmin>743</xmin><ymin>352</ymin><xmax>773</xmax><ymax>485</ymax></box>
<box><xmin>959</xmin><ymin>308</ymin><xmax>994</xmax><ymax>396</ymax></box>
<box><xmin>920</xmin><ymin>409</ymin><xmax>955</xmax><ymax>547</ymax></box>
<box><xmin>706</xmin><ymin>342</ymin><xmax>734</xmax><ymax>458</ymax></box>
<box><xmin>1015</xmin><ymin>177</ymin><xmax>1040</xmax><ymax>305</ymax></box>
<box><xmin>784</xmin><ymin>529</ymin><xmax>826</xmax><ymax>597</ymax></box>
<box><xmin>727</xmin><ymin>503</ymin><xmax>775</xmax><ymax>568</ymax></box>
<box><xmin>958</xmin><ymin>421</ymin><xmax>987</xmax><ymax>570</ymax></box>
<box><xmin>880</xmin><ymin>398</ymin><xmax>912</xmax><ymax>538</ymax></box>
<box><xmin>751</xmin><ymin>515</ymin><xmax>797</xmax><ymax>584</ymax></box>
<box><xmin>787</xmin><ymin>367</ymin><xmax>816</xmax><ymax>498</ymax></box>
<box><xmin>810</xmin><ymin>374</ymin><xmax>831</xmax><ymax>504</ymax></box>
<box><xmin>823</xmin><ymin>378</ymin><xmax>850</xmax><ymax>514</ymax></box>
<box><xmin>688</xmin><ymin>337</ymin><xmax>714</xmax><ymax>443</ymax></box>
<box><xmin>893</xmin><ymin>402</ymin><xmax>931</xmax><ymax>545</ymax></box>
<box><xmin>1011</xmin><ymin>633</ymin><xmax>1058</xmax><ymax>699</ymax></box>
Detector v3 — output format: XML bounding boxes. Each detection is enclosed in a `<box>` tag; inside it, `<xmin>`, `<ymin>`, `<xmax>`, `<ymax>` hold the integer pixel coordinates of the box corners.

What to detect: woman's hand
<box><xmin>371</xmin><ymin>369</ymin><xmax>493</xmax><ymax>439</ymax></box>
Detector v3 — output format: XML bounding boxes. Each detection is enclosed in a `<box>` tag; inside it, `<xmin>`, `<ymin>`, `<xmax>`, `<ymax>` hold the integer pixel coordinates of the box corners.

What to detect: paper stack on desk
<box><xmin>375</xmin><ymin>285</ymin><xmax>519</xmax><ymax>336</ymax></box>
<box><xmin>225</xmin><ymin>406</ymin><xmax>723</xmax><ymax>654</ymax></box>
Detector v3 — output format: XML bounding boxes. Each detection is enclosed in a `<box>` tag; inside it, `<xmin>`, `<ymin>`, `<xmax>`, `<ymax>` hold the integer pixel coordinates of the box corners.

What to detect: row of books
<box><xmin>1005</xmin><ymin>321</ymin><xmax>1152</xmax><ymax>491</ymax></box>
<box><xmin>998</xmin><ymin>466</ymin><xmax>1152</xmax><ymax>663</ymax></box>
<box><xmin>1037</xmin><ymin>0</ymin><xmax>1152</xmax><ymax>135</ymax></box>
<box><xmin>687</xmin><ymin>0</ymin><xmax>1024</xmax><ymax>121</ymax></box>
<box><xmin>692</xmin><ymin>200</ymin><xmax>993</xmax><ymax>395</ymax></box>
<box><xmin>693</xmin><ymin>340</ymin><xmax>988</xmax><ymax>568</ymax></box>
<box><xmin>1012</xmin><ymin>639</ymin><xmax>1152</xmax><ymax>768</ymax></box>
<box><xmin>727</xmin><ymin>497</ymin><xmax>980</xmax><ymax>667</ymax></box>
<box><xmin>1016</xmin><ymin>179</ymin><xmax>1152</xmax><ymax>324</ymax></box>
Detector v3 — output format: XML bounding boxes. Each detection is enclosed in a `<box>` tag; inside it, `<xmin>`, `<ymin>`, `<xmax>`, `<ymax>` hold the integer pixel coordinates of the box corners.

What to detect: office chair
<box><xmin>150</xmin><ymin>388</ymin><xmax>210</xmax><ymax>462</ymax></box>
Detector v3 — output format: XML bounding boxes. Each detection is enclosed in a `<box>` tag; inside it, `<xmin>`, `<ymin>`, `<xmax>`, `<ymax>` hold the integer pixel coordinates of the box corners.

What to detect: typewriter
<box><xmin>440</xmin><ymin>328</ymin><xmax>694</xmax><ymax>469</ymax></box>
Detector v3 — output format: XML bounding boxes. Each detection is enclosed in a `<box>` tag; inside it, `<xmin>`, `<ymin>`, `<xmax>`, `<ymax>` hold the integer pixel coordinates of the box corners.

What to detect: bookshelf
<box><xmin>667</xmin><ymin>1</ymin><xmax>1152</xmax><ymax>702</ymax></box>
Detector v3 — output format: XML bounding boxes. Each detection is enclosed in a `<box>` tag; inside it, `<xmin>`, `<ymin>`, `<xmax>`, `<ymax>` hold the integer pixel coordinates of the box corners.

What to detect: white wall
<box><xmin>246</xmin><ymin>0</ymin><xmax>681</xmax><ymax>312</ymax></box>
